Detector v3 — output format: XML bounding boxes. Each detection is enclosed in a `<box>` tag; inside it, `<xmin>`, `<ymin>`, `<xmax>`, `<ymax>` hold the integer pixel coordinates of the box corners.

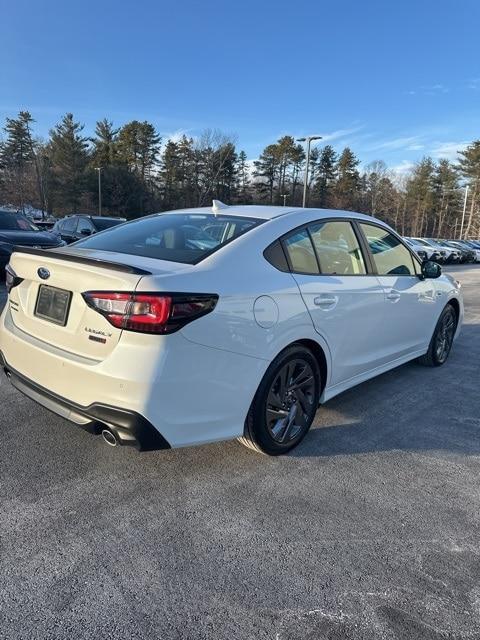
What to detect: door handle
<box><xmin>314</xmin><ymin>295</ymin><xmax>338</xmax><ymax>308</ymax></box>
<box><xmin>386</xmin><ymin>290</ymin><xmax>401</xmax><ymax>302</ymax></box>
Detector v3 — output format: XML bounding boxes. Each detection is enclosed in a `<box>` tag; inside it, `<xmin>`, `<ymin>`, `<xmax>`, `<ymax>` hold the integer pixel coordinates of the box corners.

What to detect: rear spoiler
<box><xmin>11</xmin><ymin>246</ymin><xmax>152</xmax><ymax>276</ymax></box>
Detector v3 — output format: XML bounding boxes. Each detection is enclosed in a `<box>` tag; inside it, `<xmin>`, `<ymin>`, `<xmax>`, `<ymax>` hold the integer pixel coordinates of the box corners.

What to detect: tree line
<box><xmin>1</xmin><ymin>110</ymin><xmax>479</xmax><ymax>238</ymax></box>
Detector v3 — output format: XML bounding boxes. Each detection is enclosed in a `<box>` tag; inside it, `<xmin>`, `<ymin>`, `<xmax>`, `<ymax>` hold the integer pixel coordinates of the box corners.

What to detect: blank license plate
<box><xmin>34</xmin><ymin>285</ymin><xmax>72</xmax><ymax>326</ymax></box>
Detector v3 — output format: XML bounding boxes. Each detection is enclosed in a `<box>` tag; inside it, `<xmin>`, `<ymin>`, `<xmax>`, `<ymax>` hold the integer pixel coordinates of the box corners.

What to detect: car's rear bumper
<box><xmin>0</xmin><ymin>304</ymin><xmax>268</xmax><ymax>448</ymax></box>
<box><xmin>0</xmin><ymin>349</ymin><xmax>170</xmax><ymax>450</ymax></box>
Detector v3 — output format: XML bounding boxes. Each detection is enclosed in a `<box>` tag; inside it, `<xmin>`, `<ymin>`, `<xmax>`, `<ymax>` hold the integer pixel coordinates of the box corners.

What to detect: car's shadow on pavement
<box><xmin>290</xmin><ymin>322</ymin><xmax>480</xmax><ymax>460</ymax></box>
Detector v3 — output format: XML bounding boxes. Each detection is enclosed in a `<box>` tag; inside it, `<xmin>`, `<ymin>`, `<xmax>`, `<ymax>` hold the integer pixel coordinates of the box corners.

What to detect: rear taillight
<box><xmin>82</xmin><ymin>291</ymin><xmax>218</xmax><ymax>334</ymax></box>
<box><xmin>5</xmin><ymin>263</ymin><xmax>23</xmax><ymax>294</ymax></box>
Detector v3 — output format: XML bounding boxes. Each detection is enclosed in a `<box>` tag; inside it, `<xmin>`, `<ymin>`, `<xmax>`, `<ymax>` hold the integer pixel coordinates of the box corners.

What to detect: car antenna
<box><xmin>212</xmin><ymin>200</ymin><xmax>229</xmax><ymax>215</ymax></box>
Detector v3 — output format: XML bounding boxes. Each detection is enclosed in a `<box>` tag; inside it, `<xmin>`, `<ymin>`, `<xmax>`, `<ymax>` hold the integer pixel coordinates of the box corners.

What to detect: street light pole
<box><xmin>95</xmin><ymin>167</ymin><xmax>102</xmax><ymax>216</ymax></box>
<box><xmin>297</xmin><ymin>135</ymin><xmax>322</xmax><ymax>208</ymax></box>
<box><xmin>459</xmin><ymin>184</ymin><xmax>469</xmax><ymax>239</ymax></box>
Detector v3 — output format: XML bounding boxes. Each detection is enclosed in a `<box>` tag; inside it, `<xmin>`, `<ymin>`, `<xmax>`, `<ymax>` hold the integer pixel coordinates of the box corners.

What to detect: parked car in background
<box><xmin>409</xmin><ymin>238</ymin><xmax>447</xmax><ymax>263</ymax></box>
<box><xmin>0</xmin><ymin>209</ymin><xmax>65</xmax><ymax>278</ymax></box>
<box><xmin>405</xmin><ymin>238</ymin><xmax>441</xmax><ymax>263</ymax></box>
<box><xmin>52</xmin><ymin>215</ymin><xmax>126</xmax><ymax>244</ymax></box>
<box><xmin>34</xmin><ymin>219</ymin><xmax>56</xmax><ymax>231</ymax></box>
<box><xmin>438</xmin><ymin>240</ymin><xmax>476</xmax><ymax>263</ymax></box>
<box><xmin>0</xmin><ymin>204</ymin><xmax>463</xmax><ymax>456</ymax></box>
<box><xmin>447</xmin><ymin>239</ymin><xmax>480</xmax><ymax>263</ymax></box>
<box><xmin>422</xmin><ymin>238</ymin><xmax>462</xmax><ymax>264</ymax></box>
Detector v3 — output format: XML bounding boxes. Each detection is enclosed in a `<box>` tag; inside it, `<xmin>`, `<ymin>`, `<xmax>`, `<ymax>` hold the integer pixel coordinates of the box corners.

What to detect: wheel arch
<box><xmin>289</xmin><ymin>338</ymin><xmax>328</xmax><ymax>395</ymax></box>
<box><xmin>446</xmin><ymin>296</ymin><xmax>460</xmax><ymax>322</ymax></box>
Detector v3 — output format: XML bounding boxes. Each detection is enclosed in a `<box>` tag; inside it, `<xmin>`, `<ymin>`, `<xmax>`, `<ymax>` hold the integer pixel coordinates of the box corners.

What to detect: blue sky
<box><xmin>1</xmin><ymin>0</ymin><xmax>479</xmax><ymax>173</ymax></box>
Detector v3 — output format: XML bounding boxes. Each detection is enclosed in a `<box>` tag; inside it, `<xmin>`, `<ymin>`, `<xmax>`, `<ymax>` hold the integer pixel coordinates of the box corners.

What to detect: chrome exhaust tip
<box><xmin>101</xmin><ymin>428</ymin><xmax>119</xmax><ymax>447</ymax></box>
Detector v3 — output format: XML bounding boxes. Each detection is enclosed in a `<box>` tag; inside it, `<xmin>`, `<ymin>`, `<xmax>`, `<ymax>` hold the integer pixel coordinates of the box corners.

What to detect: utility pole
<box><xmin>459</xmin><ymin>184</ymin><xmax>469</xmax><ymax>239</ymax></box>
<box><xmin>297</xmin><ymin>135</ymin><xmax>322</xmax><ymax>207</ymax></box>
<box><xmin>95</xmin><ymin>167</ymin><xmax>102</xmax><ymax>216</ymax></box>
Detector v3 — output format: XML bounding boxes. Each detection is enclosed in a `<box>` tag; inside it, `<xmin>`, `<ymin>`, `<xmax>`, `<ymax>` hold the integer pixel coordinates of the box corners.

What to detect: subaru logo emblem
<box><xmin>38</xmin><ymin>267</ymin><xmax>50</xmax><ymax>280</ymax></box>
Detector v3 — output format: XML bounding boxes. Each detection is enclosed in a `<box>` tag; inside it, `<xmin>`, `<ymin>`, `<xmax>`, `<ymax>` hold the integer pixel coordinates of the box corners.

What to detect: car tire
<box><xmin>238</xmin><ymin>345</ymin><xmax>321</xmax><ymax>455</ymax></box>
<box><xmin>417</xmin><ymin>304</ymin><xmax>457</xmax><ymax>367</ymax></box>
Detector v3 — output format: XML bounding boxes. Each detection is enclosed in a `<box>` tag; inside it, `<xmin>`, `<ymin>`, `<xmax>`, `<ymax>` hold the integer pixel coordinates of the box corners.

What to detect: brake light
<box><xmin>5</xmin><ymin>263</ymin><xmax>23</xmax><ymax>294</ymax></box>
<box><xmin>82</xmin><ymin>291</ymin><xmax>218</xmax><ymax>334</ymax></box>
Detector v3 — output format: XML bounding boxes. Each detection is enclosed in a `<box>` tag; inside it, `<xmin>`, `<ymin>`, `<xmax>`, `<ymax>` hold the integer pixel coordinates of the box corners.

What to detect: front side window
<box><xmin>360</xmin><ymin>223</ymin><xmax>415</xmax><ymax>276</ymax></box>
<box><xmin>78</xmin><ymin>218</ymin><xmax>95</xmax><ymax>234</ymax></box>
<box><xmin>75</xmin><ymin>213</ymin><xmax>262</xmax><ymax>264</ymax></box>
<box><xmin>283</xmin><ymin>229</ymin><xmax>319</xmax><ymax>274</ymax></box>
<box><xmin>309</xmin><ymin>221</ymin><xmax>366</xmax><ymax>275</ymax></box>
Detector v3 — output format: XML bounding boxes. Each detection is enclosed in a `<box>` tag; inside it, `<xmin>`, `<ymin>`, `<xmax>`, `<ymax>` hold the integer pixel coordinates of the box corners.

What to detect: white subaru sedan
<box><xmin>0</xmin><ymin>204</ymin><xmax>463</xmax><ymax>455</ymax></box>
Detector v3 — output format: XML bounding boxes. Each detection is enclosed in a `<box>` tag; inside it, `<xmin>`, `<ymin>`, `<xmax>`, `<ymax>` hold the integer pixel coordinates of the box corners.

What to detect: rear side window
<box><xmin>264</xmin><ymin>240</ymin><xmax>289</xmax><ymax>272</ymax></box>
<box><xmin>62</xmin><ymin>217</ymin><xmax>78</xmax><ymax>232</ymax></box>
<box><xmin>74</xmin><ymin>213</ymin><xmax>263</xmax><ymax>264</ymax></box>
<box><xmin>309</xmin><ymin>221</ymin><xmax>366</xmax><ymax>275</ymax></box>
<box><xmin>283</xmin><ymin>229</ymin><xmax>319</xmax><ymax>274</ymax></box>
<box><xmin>360</xmin><ymin>223</ymin><xmax>415</xmax><ymax>276</ymax></box>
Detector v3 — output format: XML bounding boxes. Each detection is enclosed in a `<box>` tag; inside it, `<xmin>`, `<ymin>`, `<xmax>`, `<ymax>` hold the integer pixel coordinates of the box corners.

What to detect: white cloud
<box><xmin>405</xmin><ymin>84</ymin><xmax>449</xmax><ymax>96</ymax></box>
<box><xmin>390</xmin><ymin>160</ymin><xmax>415</xmax><ymax>176</ymax></box>
<box><xmin>467</xmin><ymin>78</ymin><xmax>480</xmax><ymax>90</ymax></box>
<box><xmin>161</xmin><ymin>128</ymin><xmax>194</xmax><ymax>144</ymax></box>
<box><xmin>368</xmin><ymin>136</ymin><xmax>424</xmax><ymax>151</ymax></box>
<box><xmin>319</xmin><ymin>126</ymin><xmax>364</xmax><ymax>143</ymax></box>
<box><xmin>424</xmin><ymin>84</ymin><xmax>449</xmax><ymax>94</ymax></box>
<box><xmin>430</xmin><ymin>141</ymin><xmax>469</xmax><ymax>160</ymax></box>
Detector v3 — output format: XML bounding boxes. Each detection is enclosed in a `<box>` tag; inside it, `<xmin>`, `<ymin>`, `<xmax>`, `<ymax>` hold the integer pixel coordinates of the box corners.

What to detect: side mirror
<box><xmin>421</xmin><ymin>260</ymin><xmax>442</xmax><ymax>279</ymax></box>
<box><xmin>80</xmin><ymin>228</ymin><xmax>92</xmax><ymax>236</ymax></box>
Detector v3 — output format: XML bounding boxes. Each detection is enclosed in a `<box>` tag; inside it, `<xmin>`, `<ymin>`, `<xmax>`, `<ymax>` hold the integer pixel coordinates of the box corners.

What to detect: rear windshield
<box><xmin>93</xmin><ymin>218</ymin><xmax>125</xmax><ymax>231</ymax></box>
<box><xmin>0</xmin><ymin>211</ymin><xmax>39</xmax><ymax>231</ymax></box>
<box><xmin>74</xmin><ymin>213</ymin><xmax>263</xmax><ymax>264</ymax></box>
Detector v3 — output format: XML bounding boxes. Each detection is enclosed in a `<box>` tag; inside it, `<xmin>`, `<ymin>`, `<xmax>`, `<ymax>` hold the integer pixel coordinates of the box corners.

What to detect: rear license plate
<box><xmin>34</xmin><ymin>285</ymin><xmax>72</xmax><ymax>326</ymax></box>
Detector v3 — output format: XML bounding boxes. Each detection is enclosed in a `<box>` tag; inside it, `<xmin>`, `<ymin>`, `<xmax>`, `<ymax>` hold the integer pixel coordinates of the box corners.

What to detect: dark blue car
<box><xmin>0</xmin><ymin>210</ymin><xmax>65</xmax><ymax>278</ymax></box>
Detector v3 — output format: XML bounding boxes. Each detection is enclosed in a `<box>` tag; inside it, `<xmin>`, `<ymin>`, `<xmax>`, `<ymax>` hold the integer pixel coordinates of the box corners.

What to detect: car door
<box><xmin>75</xmin><ymin>218</ymin><xmax>95</xmax><ymax>241</ymax></box>
<box><xmin>358</xmin><ymin>222</ymin><xmax>439</xmax><ymax>360</ymax></box>
<box><xmin>60</xmin><ymin>217</ymin><xmax>79</xmax><ymax>243</ymax></box>
<box><xmin>282</xmin><ymin>219</ymin><xmax>387</xmax><ymax>387</ymax></box>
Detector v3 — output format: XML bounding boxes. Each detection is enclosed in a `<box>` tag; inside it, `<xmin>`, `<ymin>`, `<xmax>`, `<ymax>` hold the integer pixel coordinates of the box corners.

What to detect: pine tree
<box><xmin>334</xmin><ymin>147</ymin><xmax>360</xmax><ymax>210</ymax></box>
<box><xmin>235</xmin><ymin>151</ymin><xmax>251</xmax><ymax>203</ymax></box>
<box><xmin>117</xmin><ymin>121</ymin><xmax>161</xmax><ymax>182</ymax></box>
<box><xmin>405</xmin><ymin>157</ymin><xmax>436</xmax><ymax>236</ymax></box>
<box><xmin>457</xmin><ymin>141</ymin><xmax>480</xmax><ymax>237</ymax></box>
<box><xmin>1</xmin><ymin>111</ymin><xmax>41</xmax><ymax>211</ymax></box>
<box><xmin>433</xmin><ymin>159</ymin><xmax>460</xmax><ymax>237</ymax></box>
<box><xmin>49</xmin><ymin>113</ymin><xmax>90</xmax><ymax>213</ymax></box>
<box><xmin>116</xmin><ymin>120</ymin><xmax>161</xmax><ymax>213</ymax></box>
<box><xmin>312</xmin><ymin>145</ymin><xmax>337</xmax><ymax>207</ymax></box>
<box><xmin>92</xmin><ymin>119</ymin><xmax>119</xmax><ymax>167</ymax></box>
<box><xmin>253</xmin><ymin>144</ymin><xmax>279</xmax><ymax>204</ymax></box>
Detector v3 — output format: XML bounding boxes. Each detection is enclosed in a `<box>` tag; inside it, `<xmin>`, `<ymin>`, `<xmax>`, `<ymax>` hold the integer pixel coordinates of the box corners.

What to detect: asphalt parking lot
<box><xmin>1</xmin><ymin>266</ymin><xmax>480</xmax><ymax>640</ymax></box>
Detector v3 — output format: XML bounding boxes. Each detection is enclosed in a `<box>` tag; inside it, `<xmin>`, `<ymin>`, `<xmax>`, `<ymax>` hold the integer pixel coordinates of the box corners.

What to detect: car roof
<box><xmin>160</xmin><ymin>205</ymin><xmax>381</xmax><ymax>223</ymax></box>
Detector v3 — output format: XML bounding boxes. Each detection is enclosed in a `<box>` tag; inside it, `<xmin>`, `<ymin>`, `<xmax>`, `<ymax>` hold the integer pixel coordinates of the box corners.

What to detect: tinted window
<box><xmin>264</xmin><ymin>240</ymin><xmax>289</xmax><ymax>271</ymax></box>
<box><xmin>283</xmin><ymin>229</ymin><xmax>319</xmax><ymax>274</ymax></box>
<box><xmin>0</xmin><ymin>211</ymin><xmax>38</xmax><ymax>231</ymax></box>
<box><xmin>309</xmin><ymin>221</ymin><xmax>366</xmax><ymax>275</ymax></box>
<box><xmin>75</xmin><ymin>213</ymin><xmax>262</xmax><ymax>264</ymax></box>
<box><xmin>93</xmin><ymin>218</ymin><xmax>125</xmax><ymax>231</ymax></box>
<box><xmin>361</xmin><ymin>223</ymin><xmax>415</xmax><ymax>275</ymax></box>
<box><xmin>62</xmin><ymin>217</ymin><xmax>78</xmax><ymax>233</ymax></box>
<box><xmin>77</xmin><ymin>218</ymin><xmax>95</xmax><ymax>233</ymax></box>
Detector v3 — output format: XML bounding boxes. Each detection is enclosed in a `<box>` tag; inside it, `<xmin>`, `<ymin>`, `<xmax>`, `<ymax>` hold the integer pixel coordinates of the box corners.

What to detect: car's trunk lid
<box><xmin>6</xmin><ymin>248</ymin><xmax>152</xmax><ymax>360</ymax></box>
